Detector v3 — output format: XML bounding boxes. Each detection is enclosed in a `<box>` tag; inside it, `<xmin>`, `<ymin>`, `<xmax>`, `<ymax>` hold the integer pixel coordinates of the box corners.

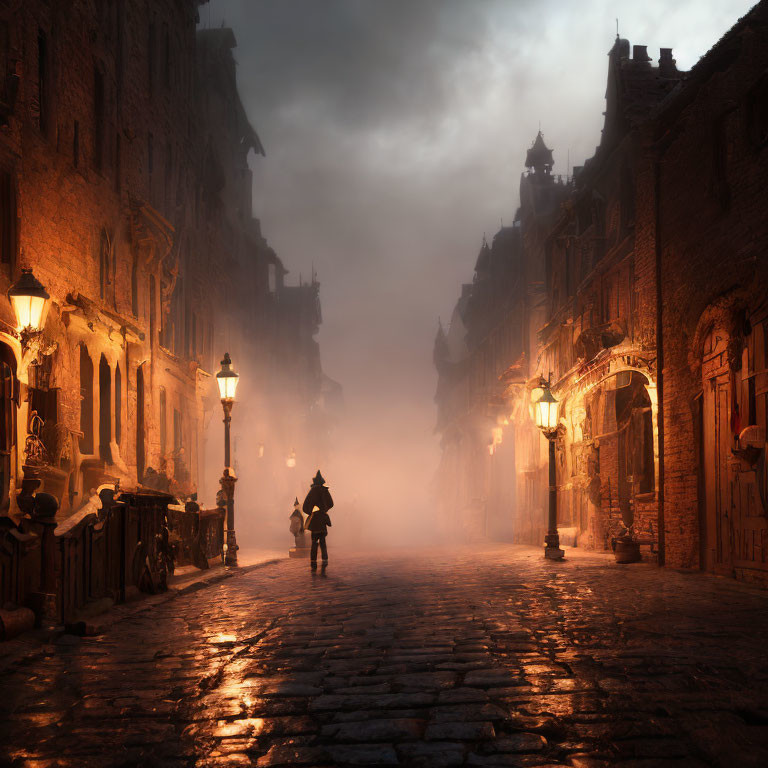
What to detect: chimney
<box><xmin>659</xmin><ymin>47</ymin><xmax>677</xmax><ymax>77</ymax></box>
<box><xmin>632</xmin><ymin>45</ymin><xmax>651</xmax><ymax>64</ymax></box>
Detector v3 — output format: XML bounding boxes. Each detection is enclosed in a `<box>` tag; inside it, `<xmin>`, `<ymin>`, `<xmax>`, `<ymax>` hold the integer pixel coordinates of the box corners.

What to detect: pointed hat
<box><xmin>293</xmin><ymin>497</ymin><xmax>299</xmax><ymax>506</ymax></box>
<box><xmin>312</xmin><ymin>470</ymin><xmax>325</xmax><ymax>486</ymax></box>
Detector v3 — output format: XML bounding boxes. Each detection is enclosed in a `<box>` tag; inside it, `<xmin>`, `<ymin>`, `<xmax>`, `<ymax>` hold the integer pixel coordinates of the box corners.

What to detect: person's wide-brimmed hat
<box><xmin>312</xmin><ymin>470</ymin><xmax>325</xmax><ymax>486</ymax></box>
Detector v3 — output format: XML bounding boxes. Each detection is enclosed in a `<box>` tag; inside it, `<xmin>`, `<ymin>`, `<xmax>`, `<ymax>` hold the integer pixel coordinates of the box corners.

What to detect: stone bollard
<box><xmin>289</xmin><ymin>529</ymin><xmax>312</xmax><ymax>558</ymax></box>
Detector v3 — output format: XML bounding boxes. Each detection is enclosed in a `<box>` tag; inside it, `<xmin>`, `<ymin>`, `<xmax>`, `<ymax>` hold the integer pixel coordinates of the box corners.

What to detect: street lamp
<box><xmin>216</xmin><ymin>352</ymin><xmax>239</xmax><ymax>566</ymax></box>
<box><xmin>8</xmin><ymin>269</ymin><xmax>51</xmax><ymax>351</ymax></box>
<box><xmin>533</xmin><ymin>378</ymin><xmax>564</xmax><ymax>560</ymax></box>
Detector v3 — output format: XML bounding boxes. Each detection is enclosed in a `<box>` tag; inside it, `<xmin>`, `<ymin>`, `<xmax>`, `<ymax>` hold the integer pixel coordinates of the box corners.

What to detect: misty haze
<box><xmin>2</xmin><ymin>1</ymin><xmax>768</xmax><ymax>766</ymax></box>
<box><xmin>210</xmin><ymin>0</ymin><xmax>757</xmax><ymax>551</ymax></box>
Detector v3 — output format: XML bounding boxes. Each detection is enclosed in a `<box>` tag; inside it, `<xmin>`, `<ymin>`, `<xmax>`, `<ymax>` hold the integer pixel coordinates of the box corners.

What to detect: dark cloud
<box><xmin>224</xmin><ymin>0</ymin><xmax>513</xmax><ymax>131</ymax></box>
<box><xmin>204</xmin><ymin>0</ymin><xmax>756</xmax><ymax>528</ymax></box>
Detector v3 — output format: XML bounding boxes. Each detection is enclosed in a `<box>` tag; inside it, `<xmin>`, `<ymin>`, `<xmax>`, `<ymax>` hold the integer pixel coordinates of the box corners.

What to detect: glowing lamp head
<box><xmin>533</xmin><ymin>384</ymin><xmax>559</xmax><ymax>433</ymax></box>
<box><xmin>216</xmin><ymin>353</ymin><xmax>239</xmax><ymax>402</ymax></box>
<box><xmin>286</xmin><ymin>449</ymin><xmax>296</xmax><ymax>468</ymax></box>
<box><xmin>9</xmin><ymin>268</ymin><xmax>50</xmax><ymax>333</ymax></box>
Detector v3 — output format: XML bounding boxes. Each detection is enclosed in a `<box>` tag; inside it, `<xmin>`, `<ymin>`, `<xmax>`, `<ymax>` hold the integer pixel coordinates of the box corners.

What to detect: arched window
<box><xmin>149</xmin><ymin>275</ymin><xmax>156</xmax><ymax>344</ymax></box>
<box><xmin>159</xmin><ymin>387</ymin><xmax>166</xmax><ymax>457</ymax></box>
<box><xmin>615</xmin><ymin>372</ymin><xmax>654</xmax><ymax>495</ymax></box>
<box><xmin>173</xmin><ymin>406</ymin><xmax>182</xmax><ymax>480</ymax></box>
<box><xmin>79</xmin><ymin>344</ymin><xmax>94</xmax><ymax>454</ymax></box>
<box><xmin>114</xmin><ymin>363</ymin><xmax>122</xmax><ymax>446</ymax></box>
<box><xmin>98</xmin><ymin>355</ymin><xmax>111</xmax><ymax>462</ymax></box>
<box><xmin>136</xmin><ymin>364</ymin><xmax>145</xmax><ymax>479</ymax></box>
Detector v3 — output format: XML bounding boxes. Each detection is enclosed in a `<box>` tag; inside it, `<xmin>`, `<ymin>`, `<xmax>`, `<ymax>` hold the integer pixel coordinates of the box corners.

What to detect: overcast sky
<box><xmin>202</xmin><ymin>0</ymin><xmax>755</xmax><ymax>517</ymax></box>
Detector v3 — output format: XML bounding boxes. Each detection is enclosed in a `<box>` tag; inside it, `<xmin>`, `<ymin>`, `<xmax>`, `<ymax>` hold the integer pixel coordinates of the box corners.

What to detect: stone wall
<box><xmin>434</xmin><ymin>8</ymin><xmax>768</xmax><ymax>586</ymax></box>
<box><xmin>0</xmin><ymin>1</ymin><xmax>328</xmax><ymax>522</ymax></box>
<box><xmin>655</xmin><ymin>2</ymin><xmax>768</xmax><ymax>573</ymax></box>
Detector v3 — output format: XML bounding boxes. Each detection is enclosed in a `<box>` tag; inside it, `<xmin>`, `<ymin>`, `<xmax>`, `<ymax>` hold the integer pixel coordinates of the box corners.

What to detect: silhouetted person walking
<box><xmin>303</xmin><ymin>470</ymin><xmax>333</xmax><ymax>569</ymax></box>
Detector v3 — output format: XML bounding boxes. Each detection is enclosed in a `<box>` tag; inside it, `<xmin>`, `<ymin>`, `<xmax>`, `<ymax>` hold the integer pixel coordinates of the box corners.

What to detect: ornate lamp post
<box><xmin>8</xmin><ymin>269</ymin><xmax>54</xmax><ymax>526</ymax></box>
<box><xmin>8</xmin><ymin>268</ymin><xmax>51</xmax><ymax>352</ymax></box>
<box><xmin>216</xmin><ymin>353</ymin><xmax>239</xmax><ymax>566</ymax></box>
<box><xmin>533</xmin><ymin>378</ymin><xmax>564</xmax><ymax>560</ymax></box>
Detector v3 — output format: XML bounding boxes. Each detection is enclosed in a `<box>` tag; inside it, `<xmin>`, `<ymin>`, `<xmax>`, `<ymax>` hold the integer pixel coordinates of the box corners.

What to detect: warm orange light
<box><xmin>216</xmin><ymin>352</ymin><xmax>239</xmax><ymax>401</ymax></box>
<box><xmin>8</xmin><ymin>269</ymin><xmax>50</xmax><ymax>332</ymax></box>
<box><xmin>534</xmin><ymin>384</ymin><xmax>558</xmax><ymax>432</ymax></box>
<box><xmin>209</xmin><ymin>633</ymin><xmax>238</xmax><ymax>644</ymax></box>
<box><xmin>286</xmin><ymin>449</ymin><xmax>296</xmax><ymax>468</ymax></box>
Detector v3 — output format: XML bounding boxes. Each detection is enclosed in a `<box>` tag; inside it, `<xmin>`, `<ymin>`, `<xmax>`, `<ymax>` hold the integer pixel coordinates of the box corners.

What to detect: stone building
<box><xmin>650</xmin><ymin>1</ymin><xmax>768</xmax><ymax>580</ymax></box>
<box><xmin>435</xmin><ymin>1</ymin><xmax>768</xmax><ymax>584</ymax></box>
<box><xmin>435</xmin><ymin>38</ymin><xmax>682</xmax><ymax>549</ymax></box>
<box><xmin>434</xmin><ymin>236</ymin><xmax>517</xmax><ymax>540</ymax></box>
<box><xmin>0</xmin><ymin>1</ymin><xmax>330</xmax><ymax>524</ymax></box>
<box><xmin>433</xmin><ymin>143</ymin><xmax>571</xmax><ymax>541</ymax></box>
<box><xmin>525</xmin><ymin>38</ymin><xmax>682</xmax><ymax>554</ymax></box>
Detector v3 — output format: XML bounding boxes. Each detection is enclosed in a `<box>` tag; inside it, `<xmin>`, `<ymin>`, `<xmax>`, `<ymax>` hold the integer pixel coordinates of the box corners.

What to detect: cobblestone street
<box><xmin>2</xmin><ymin>545</ymin><xmax>768</xmax><ymax>768</ymax></box>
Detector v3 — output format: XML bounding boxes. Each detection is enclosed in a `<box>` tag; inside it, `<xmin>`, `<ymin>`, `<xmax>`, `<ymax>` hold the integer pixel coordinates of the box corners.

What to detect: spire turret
<box><xmin>525</xmin><ymin>131</ymin><xmax>554</xmax><ymax>175</ymax></box>
<box><xmin>433</xmin><ymin>319</ymin><xmax>449</xmax><ymax>369</ymax></box>
<box><xmin>474</xmin><ymin>235</ymin><xmax>491</xmax><ymax>274</ymax></box>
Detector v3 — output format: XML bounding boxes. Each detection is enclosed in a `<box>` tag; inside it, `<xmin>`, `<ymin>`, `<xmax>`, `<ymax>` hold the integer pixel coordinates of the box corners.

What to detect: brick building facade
<box><xmin>651</xmin><ymin>2</ymin><xmax>768</xmax><ymax>579</ymax></box>
<box><xmin>0</xmin><ymin>1</ymin><xmax>331</xmax><ymax>525</ymax></box>
<box><xmin>434</xmin><ymin>0</ymin><xmax>768</xmax><ymax>584</ymax></box>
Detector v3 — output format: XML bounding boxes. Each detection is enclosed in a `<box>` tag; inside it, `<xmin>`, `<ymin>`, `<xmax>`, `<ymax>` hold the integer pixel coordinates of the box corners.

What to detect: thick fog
<box><xmin>202</xmin><ymin>0</ymin><xmax>754</xmax><ymax>549</ymax></box>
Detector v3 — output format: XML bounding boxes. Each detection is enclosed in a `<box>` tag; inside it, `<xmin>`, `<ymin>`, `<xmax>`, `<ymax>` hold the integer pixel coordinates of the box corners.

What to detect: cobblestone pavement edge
<box><xmin>1</xmin><ymin>544</ymin><xmax>767</xmax><ymax>768</ymax></box>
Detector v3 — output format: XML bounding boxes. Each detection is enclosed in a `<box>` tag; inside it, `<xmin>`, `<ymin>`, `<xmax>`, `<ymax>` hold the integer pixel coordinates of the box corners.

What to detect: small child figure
<box><xmin>303</xmin><ymin>470</ymin><xmax>334</xmax><ymax>569</ymax></box>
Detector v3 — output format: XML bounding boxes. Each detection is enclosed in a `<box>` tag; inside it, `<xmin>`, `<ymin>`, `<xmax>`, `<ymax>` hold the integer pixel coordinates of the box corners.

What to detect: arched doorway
<box><xmin>698</xmin><ymin>317</ymin><xmax>768</xmax><ymax>578</ymax></box>
<box><xmin>572</xmin><ymin>368</ymin><xmax>657</xmax><ymax>548</ymax></box>
<box><xmin>700</xmin><ymin>326</ymin><xmax>732</xmax><ymax>573</ymax></box>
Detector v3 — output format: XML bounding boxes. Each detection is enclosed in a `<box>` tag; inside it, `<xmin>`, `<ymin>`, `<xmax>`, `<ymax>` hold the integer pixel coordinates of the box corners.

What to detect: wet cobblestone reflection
<box><xmin>2</xmin><ymin>546</ymin><xmax>768</xmax><ymax>767</ymax></box>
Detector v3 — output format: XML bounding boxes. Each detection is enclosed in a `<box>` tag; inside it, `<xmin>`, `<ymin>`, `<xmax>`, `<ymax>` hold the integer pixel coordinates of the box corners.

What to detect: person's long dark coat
<box><xmin>303</xmin><ymin>485</ymin><xmax>334</xmax><ymax>535</ymax></box>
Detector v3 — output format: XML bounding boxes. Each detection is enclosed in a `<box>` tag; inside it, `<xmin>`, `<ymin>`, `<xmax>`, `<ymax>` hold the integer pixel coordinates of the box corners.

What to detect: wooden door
<box><xmin>0</xmin><ymin>356</ymin><xmax>15</xmax><ymax>511</ymax></box>
<box><xmin>702</xmin><ymin>329</ymin><xmax>732</xmax><ymax>573</ymax></box>
<box><xmin>713</xmin><ymin>376</ymin><xmax>732</xmax><ymax>570</ymax></box>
